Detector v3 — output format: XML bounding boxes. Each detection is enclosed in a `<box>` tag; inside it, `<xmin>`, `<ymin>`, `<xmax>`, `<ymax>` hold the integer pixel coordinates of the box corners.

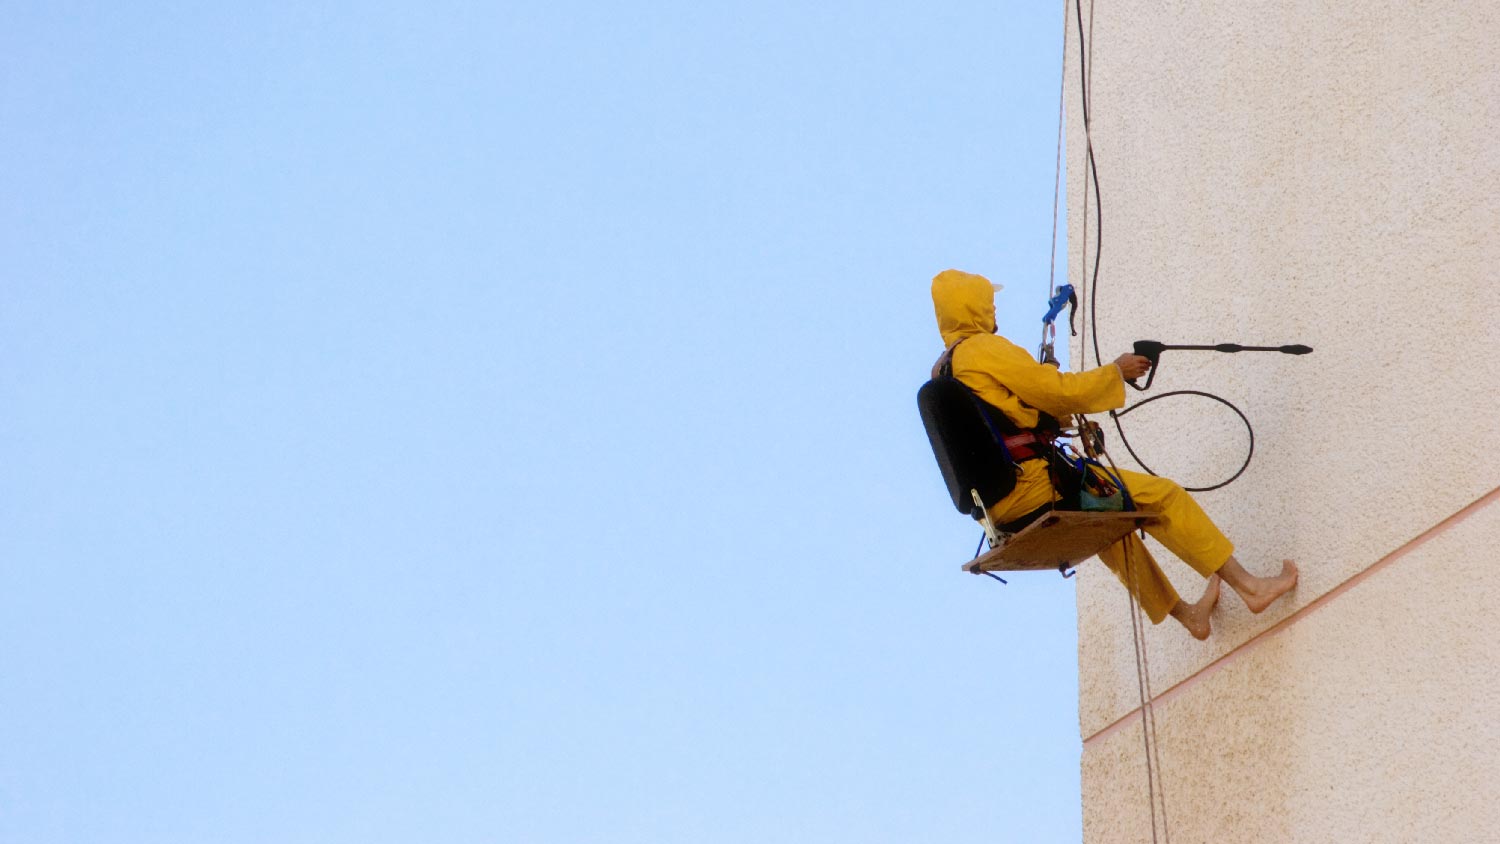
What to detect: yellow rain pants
<box><xmin>986</xmin><ymin>462</ymin><xmax>1234</xmax><ymax>624</ymax></box>
<box><xmin>931</xmin><ymin>269</ymin><xmax>1234</xmax><ymax>624</ymax></box>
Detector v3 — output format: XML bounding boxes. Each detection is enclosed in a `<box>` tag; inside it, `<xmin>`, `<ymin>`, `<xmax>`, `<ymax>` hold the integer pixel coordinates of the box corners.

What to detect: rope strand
<box><xmin>1121</xmin><ymin>539</ymin><xmax>1163</xmax><ymax>843</ymax></box>
<box><xmin>1072</xmin><ymin>2</ymin><xmax>1168</xmax><ymax>840</ymax></box>
<box><xmin>1046</xmin><ymin>0</ymin><xmax>1067</xmax><ymax>302</ymax></box>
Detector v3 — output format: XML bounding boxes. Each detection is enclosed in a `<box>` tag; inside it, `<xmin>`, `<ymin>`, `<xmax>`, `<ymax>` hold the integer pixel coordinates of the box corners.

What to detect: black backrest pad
<box><xmin>917</xmin><ymin>378</ymin><xmax>1018</xmax><ymax>516</ymax></box>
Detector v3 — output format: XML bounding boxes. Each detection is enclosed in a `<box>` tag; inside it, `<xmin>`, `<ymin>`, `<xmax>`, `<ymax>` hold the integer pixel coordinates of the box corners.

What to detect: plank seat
<box><xmin>963</xmin><ymin>510</ymin><xmax>1159</xmax><ymax>574</ymax></box>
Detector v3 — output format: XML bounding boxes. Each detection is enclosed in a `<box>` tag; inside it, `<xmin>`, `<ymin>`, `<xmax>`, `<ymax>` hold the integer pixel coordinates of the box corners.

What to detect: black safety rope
<box><xmin>1073</xmin><ymin>2</ymin><xmax>1168</xmax><ymax>841</ymax></box>
<box><xmin>1114</xmin><ymin>390</ymin><xmax>1254</xmax><ymax>492</ymax></box>
<box><xmin>1121</xmin><ymin>535</ymin><xmax>1171</xmax><ymax>844</ymax></box>
<box><xmin>1072</xmin><ymin>0</ymin><xmax>1302</xmax><ymax>493</ymax></box>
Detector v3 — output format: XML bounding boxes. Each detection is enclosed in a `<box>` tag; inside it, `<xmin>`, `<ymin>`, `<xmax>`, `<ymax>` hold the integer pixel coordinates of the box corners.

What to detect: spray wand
<box><xmin>1127</xmin><ymin>340</ymin><xmax>1314</xmax><ymax>391</ymax></box>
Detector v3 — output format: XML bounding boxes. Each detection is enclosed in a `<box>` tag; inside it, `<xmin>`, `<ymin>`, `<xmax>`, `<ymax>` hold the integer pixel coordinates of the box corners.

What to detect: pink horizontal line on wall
<box><xmin>1083</xmin><ymin>483</ymin><xmax>1500</xmax><ymax>748</ymax></box>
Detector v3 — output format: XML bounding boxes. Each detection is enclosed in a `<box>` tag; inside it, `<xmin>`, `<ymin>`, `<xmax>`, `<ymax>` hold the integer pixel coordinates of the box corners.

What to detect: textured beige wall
<box><xmin>1082</xmin><ymin>501</ymin><xmax>1500</xmax><ymax>842</ymax></box>
<box><xmin>1065</xmin><ymin>1</ymin><xmax>1500</xmax><ymax>840</ymax></box>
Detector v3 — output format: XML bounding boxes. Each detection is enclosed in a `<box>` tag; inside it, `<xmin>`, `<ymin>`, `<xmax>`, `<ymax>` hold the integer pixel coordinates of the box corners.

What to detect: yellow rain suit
<box><xmin>931</xmin><ymin>269</ymin><xmax>1233</xmax><ymax>623</ymax></box>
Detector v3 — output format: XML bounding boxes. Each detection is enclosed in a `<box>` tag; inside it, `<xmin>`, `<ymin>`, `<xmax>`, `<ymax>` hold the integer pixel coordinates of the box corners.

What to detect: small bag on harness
<box><xmin>1073</xmin><ymin>457</ymin><xmax>1134</xmax><ymax>512</ymax></box>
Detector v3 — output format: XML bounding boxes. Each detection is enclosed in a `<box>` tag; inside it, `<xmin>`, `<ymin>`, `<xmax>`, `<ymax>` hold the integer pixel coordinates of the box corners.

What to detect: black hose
<box><xmin>1072</xmin><ymin>0</ymin><xmax>1256</xmax><ymax>493</ymax></box>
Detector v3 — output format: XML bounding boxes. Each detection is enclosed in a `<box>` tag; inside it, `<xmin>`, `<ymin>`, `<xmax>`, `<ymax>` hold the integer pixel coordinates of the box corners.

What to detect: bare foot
<box><xmin>1240</xmin><ymin>560</ymin><xmax>1299</xmax><ymax>613</ymax></box>
<box><xmin>1170</xmin><ymin>575</ymin><xmax>1221</xmax><ymax>640</ymax></box>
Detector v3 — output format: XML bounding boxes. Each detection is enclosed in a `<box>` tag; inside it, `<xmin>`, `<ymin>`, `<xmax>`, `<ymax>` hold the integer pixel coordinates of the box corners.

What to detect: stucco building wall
<box><xmin>1064</xmin><ymin>3</ymin><xmax>1500</xmax><ymax>841</ymax></box>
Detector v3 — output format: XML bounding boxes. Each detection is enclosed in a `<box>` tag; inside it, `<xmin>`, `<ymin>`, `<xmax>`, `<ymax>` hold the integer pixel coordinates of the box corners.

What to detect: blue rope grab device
<box><xmin>1026</xmin><ymin>277</ymin><xmax>1315</xmax><ymax>491</ymax></box>
<box><xmin>1043</xmin><ymin>284</ymin><xmax>1078</xmax><ymax>329</ymax></box>
<box><xmin>1037</xmin><ymin>283</ymin><xmax>1077</xmax><ymax>367</ymax></box>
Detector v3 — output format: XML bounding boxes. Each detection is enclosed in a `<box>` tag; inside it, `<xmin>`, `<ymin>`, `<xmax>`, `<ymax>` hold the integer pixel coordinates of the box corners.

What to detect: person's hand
<box><xmin>1114</xmin><ymin>354</ymin><xmax>1152</xmax><ymax>380</ymax></box>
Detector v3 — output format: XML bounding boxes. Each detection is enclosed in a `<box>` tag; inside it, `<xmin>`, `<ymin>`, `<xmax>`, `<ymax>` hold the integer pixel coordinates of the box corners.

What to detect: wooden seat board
<box><xmin>962</xmin><ymin>510</ymin><xmax>1159</xmax><ymax>573</ymax></box>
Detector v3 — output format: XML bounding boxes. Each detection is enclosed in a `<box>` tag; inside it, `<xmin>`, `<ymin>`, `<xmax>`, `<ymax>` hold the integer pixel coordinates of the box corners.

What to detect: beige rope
<box><xmin>1072</xmin><ymin>0</ymin><xmax>1171</xmax><ymax>837</ymax></box>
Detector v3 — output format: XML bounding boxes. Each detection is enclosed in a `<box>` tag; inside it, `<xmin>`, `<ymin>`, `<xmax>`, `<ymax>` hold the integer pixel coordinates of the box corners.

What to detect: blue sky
<box><xmin>1</xmin><ymin>2</ymin><xmax>1085</xmax><ymax>841</ymax></box>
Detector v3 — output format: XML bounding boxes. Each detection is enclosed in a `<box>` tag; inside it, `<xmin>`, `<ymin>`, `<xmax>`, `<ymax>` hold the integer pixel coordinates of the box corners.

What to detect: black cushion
<box><xmin>917</xmin><ymin>377</ymin><xmax>1018</xmax><ymax>516</ymax></box>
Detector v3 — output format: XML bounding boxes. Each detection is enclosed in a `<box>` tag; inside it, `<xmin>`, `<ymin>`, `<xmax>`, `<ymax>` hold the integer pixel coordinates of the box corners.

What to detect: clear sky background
<box><xmin>2</xmin><ymin>3</ymin><xmax>1087</xmax><ymax>842</ymax></box>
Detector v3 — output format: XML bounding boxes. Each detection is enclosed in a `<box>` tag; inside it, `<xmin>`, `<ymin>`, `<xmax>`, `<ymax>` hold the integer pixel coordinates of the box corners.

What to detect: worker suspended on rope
<box><xmin>928</xmin><ymin>269</ymin><xmax>1297</xmax><ymax>639</ymax></box>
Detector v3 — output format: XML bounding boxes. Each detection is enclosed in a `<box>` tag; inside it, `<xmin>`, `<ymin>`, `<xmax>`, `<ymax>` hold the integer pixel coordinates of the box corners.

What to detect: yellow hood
<box><xmin>931</xmin><ymin>269</ymin><xmax>997</xmax><ymax>347</ymax></box>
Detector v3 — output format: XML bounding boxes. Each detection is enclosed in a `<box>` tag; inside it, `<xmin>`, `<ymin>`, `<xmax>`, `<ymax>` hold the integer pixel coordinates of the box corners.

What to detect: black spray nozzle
<box><xmin>1126</xmin><ymin>340</ymin><xmax>1314</xmax><ymax>391</ymax></box>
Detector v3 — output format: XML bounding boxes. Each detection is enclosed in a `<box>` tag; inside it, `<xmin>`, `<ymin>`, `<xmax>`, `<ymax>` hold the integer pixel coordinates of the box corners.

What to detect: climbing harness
<box><xmin>918</xmin><ymin>4</ymin><xmax>1319</xmax><ymax>833</ymax></box>
<box><xmin>917</xmin><ymin>339</ymin><xmax>1155</xmax><ymax>580</ymax></box>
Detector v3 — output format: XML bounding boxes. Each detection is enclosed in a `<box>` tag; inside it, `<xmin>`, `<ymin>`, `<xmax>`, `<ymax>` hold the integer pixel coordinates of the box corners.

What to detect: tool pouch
<box><xmin>1074</xmin><ymin>458</ymin><xmax>1132</xmax><ymax>512</ymax></box>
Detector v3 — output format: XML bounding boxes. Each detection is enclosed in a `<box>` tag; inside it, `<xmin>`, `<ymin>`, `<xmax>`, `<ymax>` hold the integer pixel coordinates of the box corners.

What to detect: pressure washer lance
<box><xmin>1126</xmin><ymin>340</ymin><xmax>1314</xmax><ymax>391</ymax></box>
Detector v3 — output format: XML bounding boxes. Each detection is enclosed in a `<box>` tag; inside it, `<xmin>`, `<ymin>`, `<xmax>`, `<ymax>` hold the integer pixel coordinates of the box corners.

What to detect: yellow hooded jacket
<box><xmin>930</xmin><ymin>269</ymin><xmax>1126</xmax><ymax>521</ymax></box>
<box><xmin>930</xmin><ymin>270</ymin><xmax>1235</xmax><ymax>624</ymax></box>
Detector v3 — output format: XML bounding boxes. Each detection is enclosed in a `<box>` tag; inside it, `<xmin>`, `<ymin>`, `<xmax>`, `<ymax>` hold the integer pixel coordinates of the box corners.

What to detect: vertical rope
<box><xmin>1131</xmin><ymin>543</ymin><xmax>1173</xmax><ymax>841</ymax></box>
<box><xmin>1085</xmin><ymin>0</ymin><xmax>1098</xmax><ymax>372</ymax></box>
<box><xmin>1074</xmin><ymin>0</ymin><xmax>1105</xmax><ymax>373</ymax></box>
<box><xmin>1135</xmin><ymin>570</ymin><xmax>1172</xmax><ymax>843</ymax></box>
<box><xmin>1120</xmin><ymin>538</ymin><xmax>1163</xmax><ymax>844</ymax></box>
<box><xmin>1043</xmin><ymin>0</ymin><xmax>1069</xmax><ymax>354</ymax></box>
<box><xmin>1076</xmin><ymin>2</ymin><xmax>1091</xmax><ymax>364</ymax></box>
<box><xmin>1047</xmin><ymin>0</ymin><xmax>1067</xmax><ymax>300</ymax></box>
<box><xmin>1069</xmin><ymin>1</ymin><xmax>1171</xmax><ymax>837</ymax></box>
<box><xmin>1104</xmin><ymin>446</ymin><xmax>1171</xmax><ymax>843</ymax></box>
